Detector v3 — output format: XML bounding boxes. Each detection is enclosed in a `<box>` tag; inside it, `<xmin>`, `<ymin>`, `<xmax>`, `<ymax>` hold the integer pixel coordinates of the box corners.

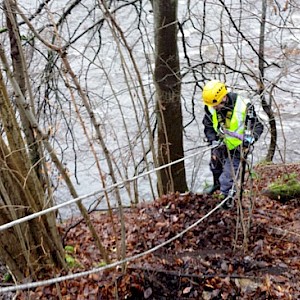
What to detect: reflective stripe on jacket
<box><xmin>209</xmin><ymin>96</ymin><xmax>249</xmax><ymax>150</ymax></box>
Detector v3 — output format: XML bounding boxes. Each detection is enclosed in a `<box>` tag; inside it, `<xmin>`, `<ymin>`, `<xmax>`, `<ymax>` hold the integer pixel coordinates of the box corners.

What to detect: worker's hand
<box><xmin>211</xmin><ymin>140</ymin><xmax>225</xmax><ymax>160</ymax></box>
<box><xmin>211</xmin><ymin>140</ymin><xmax>221</xmax><ymax>148</ymax></box>
<box><xmin>243</xmin><ymin>135</ymin><xmax>255</xmax><ymax>148</ymax></box>
<box><xmin>211</xmin><ymin>141</ymin><xmax>220</xmax><ymax>160</ymax></box>
<box><xmin>218</xmin><ymin>127</ymin><xmax>225</xmax><ymax>138</ymax></box>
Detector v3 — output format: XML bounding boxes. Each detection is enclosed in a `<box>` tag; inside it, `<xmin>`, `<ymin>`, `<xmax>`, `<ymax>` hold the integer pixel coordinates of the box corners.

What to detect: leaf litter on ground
<box><xmin>7</xmin><ymin>163</ymin><xmax>300</xmax><ymax>299</ymax></box>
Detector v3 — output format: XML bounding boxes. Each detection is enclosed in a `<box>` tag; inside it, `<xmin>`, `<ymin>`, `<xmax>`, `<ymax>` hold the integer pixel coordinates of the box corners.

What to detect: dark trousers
<box><xmin>210</xmin><ymin>145</ymin><xmax>241</xmax><ymax>196</ymax></box>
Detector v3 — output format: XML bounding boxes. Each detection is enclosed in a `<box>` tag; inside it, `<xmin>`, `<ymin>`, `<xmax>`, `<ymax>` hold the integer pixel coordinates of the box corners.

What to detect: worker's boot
<box><xmin>221</xmin><ymin>189</ymin><xmax>236</xmax><ymax>209</ymax></box>
<box><xmin>203</xmin><ymin>175</ymin><xmax>220</xmax><ymax>195</ymax></box>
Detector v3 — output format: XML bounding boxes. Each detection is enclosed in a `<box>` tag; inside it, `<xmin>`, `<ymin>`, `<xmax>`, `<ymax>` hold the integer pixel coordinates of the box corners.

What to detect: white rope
<box><xmin>0</xmin><ymin>146</ymin><xmax>211</xmax><ymax>232</ymax></box>
<box><xmin>0</xmin><ymin>196</ymin><xmax>229</xmax><ymax>293</ymax></box>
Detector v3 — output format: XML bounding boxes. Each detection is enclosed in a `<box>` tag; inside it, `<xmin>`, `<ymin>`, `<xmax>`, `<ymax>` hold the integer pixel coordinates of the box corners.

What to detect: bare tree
<box><xmin>258</xmin><ymin>0</ymin><xmax>277</xmax><ymax>162</ymax></box>
<box><xmin>4</xmin><ymin>0</ymin><xmax>50</xmax><ymax>190</ymax></box>
<box><xmin>152</xmin><ymin>0</ymin><xmax>188</xmax><ymax>194</ymax></box>
<box><xmin>0</xmin><ymin>63</ymin><xmax>67</xmax><ymax>281</ymax></box>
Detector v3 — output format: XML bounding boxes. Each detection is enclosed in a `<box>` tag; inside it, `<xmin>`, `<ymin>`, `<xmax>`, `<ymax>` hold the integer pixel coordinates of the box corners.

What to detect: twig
<box><xmin>128</xmin><ymin>265</ymin><xmax>259</xmax><ymax>280</ymax></box>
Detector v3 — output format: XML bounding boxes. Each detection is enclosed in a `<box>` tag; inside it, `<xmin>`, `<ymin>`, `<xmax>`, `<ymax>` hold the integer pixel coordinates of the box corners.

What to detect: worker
<box><xmin>202</xmin><ymin>80</ymin><xmax>264</xmax><ymax>207</ymax></box>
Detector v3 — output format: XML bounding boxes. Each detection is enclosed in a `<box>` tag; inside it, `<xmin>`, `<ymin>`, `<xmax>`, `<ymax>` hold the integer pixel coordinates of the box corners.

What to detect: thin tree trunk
<box><xmin>4</xmin><ymin>0</ymin><xmax>44</xmax><ymax>178</ymax></box>
<box><xmin>0</xmin><ymin>70</ymin><xmax>67</xmax><ymax>281</ymax></box>
<box><xmin>258</xmin><ymin>0</ymin><xmax>276</xmax><ymax>162</ymax></box>
<box><xmin>0</xmin><ymin>44</ymin><xmax>110</xmax><ymax>266</ymax></box>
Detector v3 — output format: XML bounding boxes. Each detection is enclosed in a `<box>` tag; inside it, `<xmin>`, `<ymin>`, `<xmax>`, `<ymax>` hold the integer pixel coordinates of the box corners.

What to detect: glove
<box><xmin>218</xmin><ymin>127</ymin><xmax>225</xmax><ymax>138</ymax></box>
<box><xmin>243</xmin><ymin>134</ymin><xmax>255</xmax><ymax>148</ymax></box>
<box><xmin>211</xmin><ymin>140</ymin><xmax>220</xmax><ymax>148</ymax></box>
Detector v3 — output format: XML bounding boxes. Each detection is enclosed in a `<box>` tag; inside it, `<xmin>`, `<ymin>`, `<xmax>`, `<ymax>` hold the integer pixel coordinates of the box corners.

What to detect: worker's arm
<box><xmin>202</xmin><ymin>105</ymin><xmax>218</xmax><ymax>144</ymax></box>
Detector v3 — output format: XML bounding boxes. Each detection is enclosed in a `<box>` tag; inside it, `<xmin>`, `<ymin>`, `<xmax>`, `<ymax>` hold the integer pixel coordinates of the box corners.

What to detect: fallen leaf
<box><xmin>183</xmin><ymin>286</ymin><xmax>192</xmax><ymax>294</ymax></box>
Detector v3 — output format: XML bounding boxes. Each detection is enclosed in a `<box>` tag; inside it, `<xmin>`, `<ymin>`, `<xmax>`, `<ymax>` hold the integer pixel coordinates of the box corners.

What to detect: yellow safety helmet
<box><xmin>202</xmin><ymin>80</ymin><xmax>228</xmax><ymax>106</ymax></box>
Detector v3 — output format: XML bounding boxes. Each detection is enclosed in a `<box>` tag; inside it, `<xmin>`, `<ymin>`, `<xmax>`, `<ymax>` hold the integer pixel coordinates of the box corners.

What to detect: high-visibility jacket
<box><xmin>208</xmin><ymin>96</ymin><xmax>250</xmax><ymax>150</ymax></box>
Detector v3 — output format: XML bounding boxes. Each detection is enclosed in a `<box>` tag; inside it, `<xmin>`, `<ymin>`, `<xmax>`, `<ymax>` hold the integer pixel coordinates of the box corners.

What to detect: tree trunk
<box><xmin>153</xmin><ymin>0</ymin><xmax>188</xmax><ymax>194</ymax></box>
<box><xmin>258</xmin><ymin>0</ymin><xmax>276</xmax><ymax>162</ymax></box>
<box><xmin>4</xmin><ymin>0</ymin><xmax>44</xmax><ymax>179</ymax></box>
<box><xmin>0</xmin><ymin>66</ymin><xmax>67</xmax><ymax>282</ymax></box>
